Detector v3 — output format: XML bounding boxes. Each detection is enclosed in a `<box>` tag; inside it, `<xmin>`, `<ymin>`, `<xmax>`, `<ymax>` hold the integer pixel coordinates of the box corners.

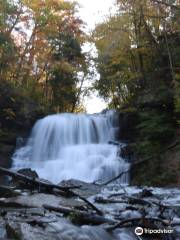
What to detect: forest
<box><xmin>92</xmin><ymin>0</ymin><xmax>180</xmax><ymax>185</ymax></box>
<box><xmin>0</xmin><ymin>1</ymin><xmax>180</xmax><ymax>240</ymax></box>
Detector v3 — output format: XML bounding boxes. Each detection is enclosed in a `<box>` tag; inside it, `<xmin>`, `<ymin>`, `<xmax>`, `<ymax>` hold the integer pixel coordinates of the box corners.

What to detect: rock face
<box><xmin>119</xmin><ymin>145</ymin><xmax>134</xmax><ymax>162</ymax></box>
<box><xmin>0</xmin><ymin>144</ymin><xmax>14</xmax><ymax>184</ymax></box>
<box><xmin>119</xmin><ymin>111</ymin><xmax>138</xmax><ymax>142</ymax></box>
<box><xmin>0</xmin><ymin>81</ymin><xmax>46</xmax><ymax>184</ymax></box>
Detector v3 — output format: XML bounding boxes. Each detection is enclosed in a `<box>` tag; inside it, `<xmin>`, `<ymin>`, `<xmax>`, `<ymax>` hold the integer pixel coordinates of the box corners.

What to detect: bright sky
<box><xmin>77</xmin><ymin>0</ymin><xmax>115</xmax><ymax>113</ymax></box>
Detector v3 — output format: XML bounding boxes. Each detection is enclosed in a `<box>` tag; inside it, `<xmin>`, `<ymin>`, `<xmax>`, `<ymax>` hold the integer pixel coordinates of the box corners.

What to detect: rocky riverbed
<box><xmin>0</xmin><ymin>169</ymin><xmax>180</xmax><ymax>240</ymax></box>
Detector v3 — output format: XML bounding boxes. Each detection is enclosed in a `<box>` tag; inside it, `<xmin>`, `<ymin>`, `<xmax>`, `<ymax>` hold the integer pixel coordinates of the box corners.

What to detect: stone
<box><xmin>120</xmin><ymin>145</ymin><xmax>134</xmax><ymax>161</ymax></box>
<box><xmin>46</xmin><ymin>219</ymin><xmax>115</xmax><ymax>240</ymax></box>
<box><xmin>6</xmin><ymin>222</ymin><xmax>52</xmax><ymax>240</ymax></box>
<box><xmin>0</xmin><ymin>218</ymin><xmax>7</xmax><ymax>239</ymax></box>
<box><xmin>0</xmin><ymin>185</ymin><xmax>21</xmax><ymax>198</ymax></box>
<box><xmin>0</xmin><ymin>193</ymin><xmax>85</xmax><ymax>209</ymax></box>
<box><xmin>17</xmin><ymin>168</ymin><xmax>39</xmax><ymax>178</ymax></box>
<box><xmin>140</xmin><ymin>189</ymin><xmax>153</xmax><ymax>198</ymax></box>
<box><xmin>58</xmin><ymin>179</ymin><xmax>101</xmax><ymax>198</ymax></box>
<box><xmin>5</xmin><ymin>218</ymin><xmax>116</xmax><ymax>240</ymax></box>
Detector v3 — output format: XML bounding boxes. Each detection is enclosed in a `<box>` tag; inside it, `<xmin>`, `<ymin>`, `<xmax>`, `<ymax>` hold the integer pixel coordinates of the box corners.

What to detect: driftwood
<box><xmin>95</xmin><ymin>197</ymin><xmax>127</xmax><ymax>204</ymax></box>
<box><xmin>43</xmin><ymin>204</ymin><xmax>114</xmax><ymax>225</ymax></box>
<box><xmin>106</xmin><ymin>217</ymin><xmax>170</xmax><ymax>231</ymax></box>
<box><xmin>95</xmin><ymin>196</ymin><xmax>156</xmax><ymax>206</ymax></box>
<box><xmin>0</xmin><ymin>166</ymin><xmax>76</xmax><ymax>192</ymax></box>
<box><xmin>71</xmin><ymin>192</ymin><xmax>103</xmax><ymax>215</ymax></box>
<box><xmin>100</xmin><ymin>169</ymin><xmax>129</xmax><ymax>186</ymax></box>
<box><xmin>0</xmin><ymin>166</ymin><xmax>102</xmax><ymax>215</ymax></box>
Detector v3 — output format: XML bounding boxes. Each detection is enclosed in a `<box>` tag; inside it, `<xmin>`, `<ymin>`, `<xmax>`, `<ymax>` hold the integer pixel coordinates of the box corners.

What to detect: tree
<box><xmin>0</xmin><ymin>0</ymin><xmax>88</xmax><ymax>112</ymax></box>
<box><xmin>93</xmin><ymin>0</ymin><xmax>179</xmax><ymax>110</ymax></box>
<box><xmin>92</xmin><ymin>0</ymin><xmax>180</xmax><ymax>185</ymax></box>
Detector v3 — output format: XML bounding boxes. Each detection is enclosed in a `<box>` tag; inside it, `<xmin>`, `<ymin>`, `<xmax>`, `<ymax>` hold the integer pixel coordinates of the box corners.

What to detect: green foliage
<box><xmin>0</xmin><ymin>81</ymin><xmax>45</xmax><ymax>131</ymax></box>
<box><xmin>92</xmin><ymin>0</ymin><xmax>180</xmax><ymax>186</ymax></box>
<box><xmin>0</xmin><ymin>0</ymin><xmax>87</xmax><ymax>114</ymax></box>
<box><xmin>93</xmin><ymin>0</ymin><xmax>180</xmax><ymax>112</ymax></box>
<box><xmin>137</xmin><ymin>111</ymin><xmax>175</xmax><ymax>143</ymax></box>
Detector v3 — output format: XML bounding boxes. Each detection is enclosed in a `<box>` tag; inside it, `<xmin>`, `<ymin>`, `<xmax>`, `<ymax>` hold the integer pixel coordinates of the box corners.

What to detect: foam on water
<box><xmin>12</xmin><ymin>110</ymin><xmax>129</xmax><ymax>183</ymax></box>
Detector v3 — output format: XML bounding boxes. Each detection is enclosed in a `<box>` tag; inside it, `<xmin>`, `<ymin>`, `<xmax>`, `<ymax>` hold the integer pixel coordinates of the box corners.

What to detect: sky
<box><xmin>78</xmin><ymin>0</ymin><xmax>115</xmax><ymax>30</ymax></box>
<box><xmin>77</xmin><ymin>0</ymin><xmax>115</xmax><ymax>113</ymax></box>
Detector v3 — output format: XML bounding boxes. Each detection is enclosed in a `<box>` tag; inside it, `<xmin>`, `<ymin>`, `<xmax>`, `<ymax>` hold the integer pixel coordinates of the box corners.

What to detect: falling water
<box><xmin>12</xmin><ymin>110</ymin><xmax>129</xmax><ymax>184</ymax></box>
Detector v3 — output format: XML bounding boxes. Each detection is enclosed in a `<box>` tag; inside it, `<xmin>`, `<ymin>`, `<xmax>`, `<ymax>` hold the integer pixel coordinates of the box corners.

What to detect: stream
<box><xmin>0</xmin><ymin>111</ymin><xmax>179</xmax><ymax>239</ymax></box>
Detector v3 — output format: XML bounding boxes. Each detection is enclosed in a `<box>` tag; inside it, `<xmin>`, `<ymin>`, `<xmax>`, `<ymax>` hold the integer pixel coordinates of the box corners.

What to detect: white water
<box><xmin>12</xmin><ymin>111</ymin><xmax>129</xmax><ymax>184</ymax></box>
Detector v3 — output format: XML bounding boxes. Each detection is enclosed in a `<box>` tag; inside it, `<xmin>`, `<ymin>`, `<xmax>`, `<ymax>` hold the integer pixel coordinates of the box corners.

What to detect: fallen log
<box><xmin>0</xmin><ymin>166</ymin><xmax>102</xmax><ymax>215</ymax></box>
<box><xmin>72</xmin><ymin>192</ymin><xmax>103</xmax><ymax>215</ymax></box>
<box><xmin>106</xmin><ymin>217</ymin><xmax>170</xmax><ymax>231</ymax></box>
<box><xmin>100</xmin><ymin>169</ymin><xmax>129</xmax><ymax>186</ymax></box>
<box><xmin>95</xmin><ymin>197</ymin><xmax>127</xmax><ymax>204</ymax></box>
<box><xmin>0</xmin><ymin>166</ymin><xmax>75</xmax><ymax>192</ymax></box>
<box><xmin>43</xmin><ymin>204</ymin><xmax>114</xmax><ymax>225</ymax></box>
<box><xmin>127</xmin><ymin>197</ymin><xmax>153</xmax><ymax>206</ymax></box>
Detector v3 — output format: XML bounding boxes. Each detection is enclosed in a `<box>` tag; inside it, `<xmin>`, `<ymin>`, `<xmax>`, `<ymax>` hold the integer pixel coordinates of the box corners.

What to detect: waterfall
<box><xmin>12</xmin><ymin>110</ymin><xmax>129</xmax><ymax>184</ymax></box>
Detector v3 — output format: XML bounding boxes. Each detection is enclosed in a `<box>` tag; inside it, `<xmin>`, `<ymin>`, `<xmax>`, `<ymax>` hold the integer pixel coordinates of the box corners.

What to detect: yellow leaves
<box><xmin>54</xmin><ymin>61</ymin><xmax>74</xmax><ymax>73</ymax></box>
<box><xmin>22</xmin><ymin>0</ymin><xmax>72</xmax><ymax>14</ymax></box>
<box><xmin>3</xmin><ymin>108</ymin><xmax>16</xmax><ymax>120</ymax></box>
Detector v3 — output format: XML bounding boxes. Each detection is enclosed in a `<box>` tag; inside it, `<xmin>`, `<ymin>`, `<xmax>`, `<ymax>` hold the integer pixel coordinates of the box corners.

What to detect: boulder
<box><xmin>17</xmin><ymin>168</ymin><xmax>39</xmax><ymax>179</ymax></box>
<box><xmin>58</xmin><ymin>179</ymin><xmax>101</xmax><ymax>198</ymax></box>
<box><xmin>120</xmin><ymin>145</ymin><xmax>134</xmax><ymax>161</ymax></box>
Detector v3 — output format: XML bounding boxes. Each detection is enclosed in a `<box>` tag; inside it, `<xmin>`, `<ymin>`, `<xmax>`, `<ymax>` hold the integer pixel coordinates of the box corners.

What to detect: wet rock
<box><xmin>58</xmin><ymin>179</ymin><xmax>101</xmax><ymax>198</ymax></box>
<box><xmin>0</xmin><ymin>193</ymin><xmax>85</xmax><ymax>209</ymax></box>
<box><xmin>0</xmin><ymin>218</ymin><xmax>7</xmax><ymax>239</ymax></box>
<box><xmin>5</xmin><ymin>218</ymin><xmax>116</xmax><ymax>240</ymax></box>
<box><xmin>17</xmin><ymin>168</ymin><xmax>39</xmax><ymax>178</ymax></box>
<box><xmin>0</xmin><ymin>207</ymin><xmax>45</xmax><ymax>218</ymax></box>
<box><xmin>120</xmin><ymin>145</ymin><xmax>134</xmax><ymax>161</ymax></box>
<box><xmin>46</xmin><ymin>219</ymin><xmax>115</xmax><ymax>240</ymax></box>
<box><xmin>38</xmin><ymin>178</ymin><xmax>53</xmax><ymax>184</ymax></box>
<box><xmin>10</xmin><ymin>168</ymin><xmax>39</xmax><ymax>188</ymax></box>
<box><xmin>139</xmin><ymin>189</ymin><xmax>153</xmax><ymax>198</ymax></box>
<box><xmin>6</xmin><ymin>222</ymin><xmax>52</xmax><ymax>240</ymax></box>
<box><xmin>0</xmin><ymin>185</ymin><xmax>21</xmax><ymax>198</ymax></box>
<box><xmin>5</xmin><ymin>211</ymin><xmax>57</xmax><ymax>225</ymax></box>
<box><xmin>120</xmin><ymin>210</ymin><xmax>142</xmax><ymax>219</ymax></box>
<box><xmin>108</xmin><ymin>141</ymin><xmax>120</xmax><ymax>146</ymax></box>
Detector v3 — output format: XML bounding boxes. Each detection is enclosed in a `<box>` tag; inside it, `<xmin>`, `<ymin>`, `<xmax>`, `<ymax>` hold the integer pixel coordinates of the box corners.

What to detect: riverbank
<box><xmin>118</xmin><ymin>110</ymin><xmax>180</xmax><ymax>187</ymax></box>
<box><xmin>0</xmin><ymin>168</ymin><xmax>179</xmax><ymax>240</ymax></box>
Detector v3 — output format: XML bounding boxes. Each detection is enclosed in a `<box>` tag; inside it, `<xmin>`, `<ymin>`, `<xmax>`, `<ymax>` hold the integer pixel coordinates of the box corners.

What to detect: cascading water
<box><xmin>12</xmin><ymin>110</ymin><xmax>129</xmax><ymax>184</ymax></box>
